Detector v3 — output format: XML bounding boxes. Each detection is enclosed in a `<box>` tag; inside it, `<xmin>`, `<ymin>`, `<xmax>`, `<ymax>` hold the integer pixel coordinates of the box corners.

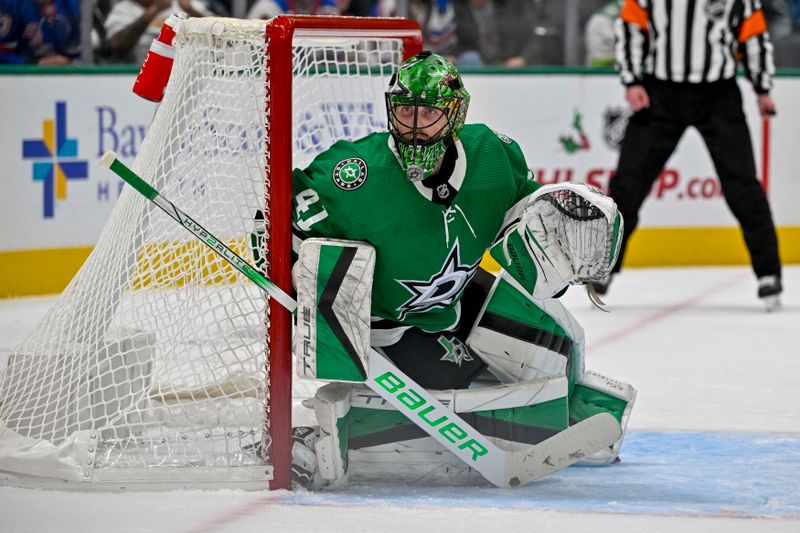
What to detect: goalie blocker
<box><xmin>292</xmin><ymin>236</ymin><xmax>632</xmax><ymax>487</ymax></box>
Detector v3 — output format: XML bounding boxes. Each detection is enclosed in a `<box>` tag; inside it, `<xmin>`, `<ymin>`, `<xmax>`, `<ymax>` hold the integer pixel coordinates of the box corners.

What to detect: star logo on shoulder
<box><xmin>395</xmin><ymin>240</ymin><xmax>479</xmax><ymax>320</ymax></box>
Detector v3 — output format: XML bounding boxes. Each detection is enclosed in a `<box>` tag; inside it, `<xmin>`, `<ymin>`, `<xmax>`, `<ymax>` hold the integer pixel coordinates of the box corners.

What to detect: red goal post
<box><xmin>264</xmin><ymin>15</ymin><xmax>422</xmax><ymax>489</ymax></box>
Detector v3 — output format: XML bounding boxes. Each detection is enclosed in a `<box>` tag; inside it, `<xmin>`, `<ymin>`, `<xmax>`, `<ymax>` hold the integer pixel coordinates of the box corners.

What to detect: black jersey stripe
<box><xmin>622</xmin><ymin>21</ymin><xmax>634</xmax><ymax>80</ymax></box>
<box><xmin>718</xmin><ymin>25</ymin><xmax>729</xmax><ymax>79</ymax></box>
<box><xmin>664</xmin><ymin>0</ymin><xmax>673</xmax><ymax>80</ymax></box>
<box><xmin>647</xmin><ymin>1</ymin><xmax>659</xmax><ymax>77</ymax></box>
<box><xmin>726</xmin><ymin>1</ymin><xmax>744</xmax><ymax>78</ymax></box>
<box><xmin>701</xmin><ymin>18</ymin><xmax>714</xmax><ymax>82</ymax></box>
<box><xmin>683</xmin><ymin>0</ymin><xmax>696</xmax><ymax>82</ymax></box>
<box><xmin>757</xmin><ymin>33</ymin><xmax>767</xmax><ymax>91</ymax></box>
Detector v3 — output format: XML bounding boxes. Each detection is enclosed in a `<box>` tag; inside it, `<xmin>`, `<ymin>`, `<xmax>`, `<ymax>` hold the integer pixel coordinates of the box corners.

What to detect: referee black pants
<box><xmin>609</xmin><ymin>77</ymin><xmax>781</xmax><ymax>279</ymax></box>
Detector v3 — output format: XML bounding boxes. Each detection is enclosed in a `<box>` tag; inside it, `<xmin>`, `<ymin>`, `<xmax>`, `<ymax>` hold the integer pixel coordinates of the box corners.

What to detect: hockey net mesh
<box><xmin>0</xmin><ymin>17</ymin><xmax>402</xmax><ymax>484</ymax></box>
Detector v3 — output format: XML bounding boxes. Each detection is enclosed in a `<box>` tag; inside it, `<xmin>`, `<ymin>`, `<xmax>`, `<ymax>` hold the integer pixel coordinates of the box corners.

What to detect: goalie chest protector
<box><xmin>292</xmin><ymin>125</ymin><xmax>540</xmax><ymax>332</ymax></box>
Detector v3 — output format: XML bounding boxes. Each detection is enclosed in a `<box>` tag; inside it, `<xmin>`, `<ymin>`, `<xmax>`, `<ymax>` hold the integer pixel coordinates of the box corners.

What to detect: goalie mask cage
<box><xmin>0</xmin><ymin>16</ymin><xmax>421</xmax><ymax>490</ymax></box>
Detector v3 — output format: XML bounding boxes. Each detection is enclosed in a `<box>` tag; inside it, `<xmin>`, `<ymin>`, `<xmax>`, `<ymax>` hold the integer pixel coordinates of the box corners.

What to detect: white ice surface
<box><xmin>0</xmin><ymin>266</ymin><xmax>798</xmax><ymax>532</ymax></box>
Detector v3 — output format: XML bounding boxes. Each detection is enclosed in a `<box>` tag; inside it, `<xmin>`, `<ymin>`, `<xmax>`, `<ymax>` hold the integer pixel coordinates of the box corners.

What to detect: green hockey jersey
<box><xmin>292</xmin><ymin>124</ymin><xmax>539</xmax><ymax>333</ymax></box>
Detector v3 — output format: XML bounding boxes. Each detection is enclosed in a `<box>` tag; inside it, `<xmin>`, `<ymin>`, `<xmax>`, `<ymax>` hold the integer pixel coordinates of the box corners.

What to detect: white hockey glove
<box><xmin>520</xmin><ymin>183</ymin><xmax>623</xmax><ymax>286</ymax></box>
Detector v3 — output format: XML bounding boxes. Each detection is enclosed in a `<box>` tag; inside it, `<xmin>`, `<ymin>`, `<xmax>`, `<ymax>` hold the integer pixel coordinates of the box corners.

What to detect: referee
<box><xmin>604</xmin><ymin>0</ymin><xmax>783</xmax><ymax>310</ymax></box>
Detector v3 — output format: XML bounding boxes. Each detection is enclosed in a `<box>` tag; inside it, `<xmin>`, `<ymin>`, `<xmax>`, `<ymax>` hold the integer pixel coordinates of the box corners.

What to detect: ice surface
<box><xmin>1</xmin><ymin>266</ymin><xmax>798</xmax><ymax>532</ymax></box>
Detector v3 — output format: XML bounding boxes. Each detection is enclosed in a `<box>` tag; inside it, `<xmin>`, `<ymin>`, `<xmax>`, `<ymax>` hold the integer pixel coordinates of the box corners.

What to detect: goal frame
<box><xmin>262</xmin><ymin>15</ymin><xmax>422</xmax><ymax>490</ymax></box>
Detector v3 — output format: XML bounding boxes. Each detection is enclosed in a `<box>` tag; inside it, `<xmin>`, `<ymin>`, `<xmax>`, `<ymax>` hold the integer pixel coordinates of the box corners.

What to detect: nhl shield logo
<box><xmin>333</xmin><ymin>158</ymin><xmax>368</xmax><ymax>190</ymax></box>
<box><xmin>603</xmin><ymin>107</ymin><xmax>631</xmax><ymax>150</ymax></box>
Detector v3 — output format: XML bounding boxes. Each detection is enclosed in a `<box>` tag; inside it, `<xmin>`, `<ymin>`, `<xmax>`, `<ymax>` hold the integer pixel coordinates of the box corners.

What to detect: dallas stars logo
<box><xmin>332</xmin><ymin>158</ymin><xmax>367</xmax><ymax>190</ymax></box>
<box><xmin>437</xmin><ymin>336</ymin><xmax>474</xmax><ymax>367</ymax></box>
<box><xmin>395</xmin><ymin>240</ymin><xmax>479</xmax><ymax>320</ymax></box>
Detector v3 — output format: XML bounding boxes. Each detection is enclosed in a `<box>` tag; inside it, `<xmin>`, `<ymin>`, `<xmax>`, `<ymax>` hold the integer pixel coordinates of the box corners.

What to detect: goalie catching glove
<box><xmin>514</xmin><ymin>183</ymin><xmax>623</xmax><ymax>291</ymax></box>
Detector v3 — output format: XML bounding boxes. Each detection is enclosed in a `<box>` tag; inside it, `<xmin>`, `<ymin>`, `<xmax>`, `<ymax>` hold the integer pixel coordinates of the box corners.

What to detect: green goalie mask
<box><xmin>385</xmin><ymin>51</ymin><xmax>470</xmax><ymax>181</ymax></box>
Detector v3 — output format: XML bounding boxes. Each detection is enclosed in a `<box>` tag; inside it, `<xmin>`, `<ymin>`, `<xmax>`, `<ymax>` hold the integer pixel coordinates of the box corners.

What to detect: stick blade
<box><xmin>506</xmin><ymin>412</ymin><xmax>622</xmax><ymax>487</ymax></box>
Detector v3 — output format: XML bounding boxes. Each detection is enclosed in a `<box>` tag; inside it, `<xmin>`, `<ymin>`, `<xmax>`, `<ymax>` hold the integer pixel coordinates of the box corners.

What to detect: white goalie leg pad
<box><xmin>346</xmin><ymin>377</ymin><xmax>569</xmax><ymax>484</ymax></box>
<box><xmin>576</xmin><ymin>370</ymin><xmax>637</xmax><ymax>465</ymax></box>
<box><xmin>469</xmin><ymin>328</ymin><xmax>566</xmax><ymax>384</ymax></box>
<box><xmin>452</xmin><ymin>377</ymin><xmax>567</xmax><ymax>418</ymax></box>
<box><xmin>349</xmin><ymin>376</ymin><xmax>568</xmax><ymax>413</ymax></box>
<box><xmin>313</xmin><ymin>382</ymin><xmax>353</xmax><ymax>487</ymax></box>
<box><xmin>467</xmin><ymin>272</ymin><xmax>586</xmax><ymax>384</ymax></box>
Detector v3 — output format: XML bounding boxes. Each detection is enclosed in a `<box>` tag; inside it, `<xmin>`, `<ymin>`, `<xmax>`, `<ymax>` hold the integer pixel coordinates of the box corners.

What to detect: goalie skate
<box><xmin>291</xmin><ymin>426</ymin><xmax>325</xmax><ymax>489</ymax></box>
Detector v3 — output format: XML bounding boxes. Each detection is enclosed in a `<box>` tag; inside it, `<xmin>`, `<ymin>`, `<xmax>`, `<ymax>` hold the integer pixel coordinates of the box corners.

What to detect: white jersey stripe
<box><xmin>670</xmin><ymin>0</ymin><xmax>686</xmax><ymax>81</ymax></box>
<box><xmin>688</xmin><ymin>0</ymin><xmax>707</xmax><ymax>82</ymax></box>
<box><xmin>652</xmin><ymin>0</ymin><xmax>670</xmax><ymax>80</ymax></box>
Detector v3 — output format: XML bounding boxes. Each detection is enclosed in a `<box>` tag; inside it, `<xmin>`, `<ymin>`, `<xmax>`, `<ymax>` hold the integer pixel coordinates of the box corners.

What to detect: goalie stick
<box><xmin>367</xmin><ymin>354</ymin><xmax>620</xmax><ymax>487</ymax></box>
<box><xmin>98</xmin><ymin>151</ymin><xmax>297</xmax><ymax>313</ymax></box>
<box><xmin>99</xmin><ymin>150</ymin><xmax>622</xmax><ymax>488</ymax></box>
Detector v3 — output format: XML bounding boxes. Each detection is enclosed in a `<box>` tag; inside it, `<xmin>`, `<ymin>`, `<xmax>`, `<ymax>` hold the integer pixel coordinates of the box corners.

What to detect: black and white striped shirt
<box><xmin>615</xmin><ymin>0</ymin><xmax>775</xmax><ymax>93</ymax></box>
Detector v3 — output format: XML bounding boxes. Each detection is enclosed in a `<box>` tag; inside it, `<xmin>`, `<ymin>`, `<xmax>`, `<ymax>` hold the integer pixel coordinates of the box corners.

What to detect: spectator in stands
<box><xmin>90</xmin><ymin>0</ymin><xmax>113</xmax><ymax>63</ymax></box>
<box><xmin>790</xmin><ymin>0</ymin><xmax>800</xmax><ymax>21</ymax></box>
<box><xmin>375</xmin><ymin>0</ymin><xmax>460</xmax><ymax>61</ymax></box>
<box><xmin>769</xmin><ymin>0</ymin><xmax>800</xmax><ymax>66</ymax></box>
<box><xmin>247</xmin><ymin>0</ymin><xmax>339</xmax><ymax>18</ymax></box>
<box><xmin>0</xmin><ymin>0</ymin><xmax>81</xmax><ymax>65</ymax></box>
<box><xmin>584</xmin><ymin>1</ymin><xmax>620</xmax><ymax>67</ymax></box>
<box><xmin>763</xmin><ymin>0</ymin><xmax>793</xmax><ymax>40</ymax></box>
<box><xmin>345</xmin><ymin>0</ymin><xmax>376</xmax><ymax>16</ymax></box>
<box><xmin>452</xmin><ymin>0</ymin><xmax>538</xmax><ymax>67</ymax></box>
<box><xmin>104</xmin><ymin>0</ymin><xmax>212</xmax><ymax>65</ymax></box>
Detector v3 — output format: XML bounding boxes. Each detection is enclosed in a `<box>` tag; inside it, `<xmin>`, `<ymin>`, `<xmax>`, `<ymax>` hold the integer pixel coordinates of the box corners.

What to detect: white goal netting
<box><xmin>0</xmin><ymin>17</ymin><xmax>405</xmax><ymax>488</ymax></box>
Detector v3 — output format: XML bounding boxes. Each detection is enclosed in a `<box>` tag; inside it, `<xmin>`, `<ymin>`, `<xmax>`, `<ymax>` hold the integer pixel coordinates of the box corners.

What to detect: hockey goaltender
<box><xmin>287</xmin><ymin>51</ymin><xmax>636</xmax><ymax>489</ymax></box>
